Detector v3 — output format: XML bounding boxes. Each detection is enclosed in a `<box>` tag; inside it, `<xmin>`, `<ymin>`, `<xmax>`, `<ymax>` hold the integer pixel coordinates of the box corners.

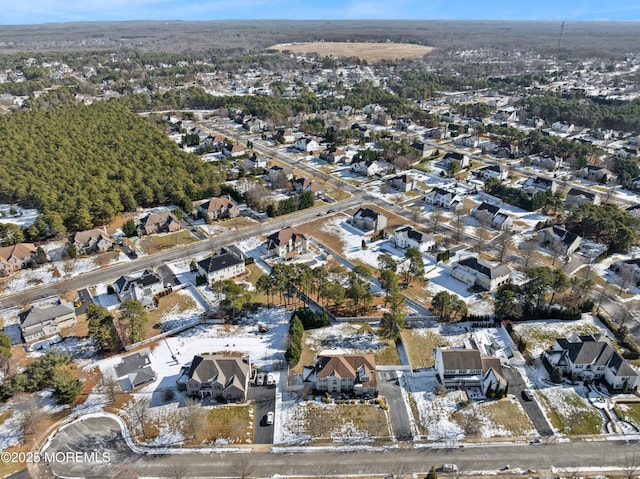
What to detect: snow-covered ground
<box><xmin>305</xmin><ymin>323</ymin><xmax>387</xmax><ymax>354</ymax></box>
<box><xmin>0</xmin><ymin>204</ymin><xmax>39</xmax><ymax>227</ymax></box>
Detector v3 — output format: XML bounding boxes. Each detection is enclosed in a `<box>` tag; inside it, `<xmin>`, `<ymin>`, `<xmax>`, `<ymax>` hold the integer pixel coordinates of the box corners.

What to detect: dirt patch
<box><xmin>270</xmin><ymin>42</ymin><xmax>434</xmax><ymax>62</ymax></box>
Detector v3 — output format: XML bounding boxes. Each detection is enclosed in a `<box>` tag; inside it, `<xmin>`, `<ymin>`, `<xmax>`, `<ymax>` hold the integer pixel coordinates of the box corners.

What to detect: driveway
<box><xmin>74</xmin><ymin>288</ymin><xmax>94</xmax><ymax>315</ymax></box>
<box><xmin>247</xmin><ymin>378</ymin><xmax>276</xmax><ymax>444</ymax></box>
<box><xmin>157</xmin><ymin>264</ymin><xmax>180</xmax><ymax>287</ymax></box>
<box><xmin>502</xmin><ymin>367</ymin><xmax>554</xmax><ymax>436</ymax></box>
<box><xmin>376</xmin><ymin>370</ymin><xmax>413</xmax><ymax>440</ymax></box>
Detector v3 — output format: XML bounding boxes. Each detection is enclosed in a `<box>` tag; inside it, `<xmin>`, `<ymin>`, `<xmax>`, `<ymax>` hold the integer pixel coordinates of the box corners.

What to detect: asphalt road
<box><xmin>501</xmin><ymin>367</ymin><xmax>554</xmax><ymax>436</ymax></box>
<box><xmin>376</xmin><ymin>370</ymin><xmax>413</xmax><ymax>440</ymax></box>
<box><xmin>247</xmin><ymin>379</ymin><xmax>276</xmax><ymax>444</ymax></box>
<box><xmin>41</xmin><ymin>416</ymin><xmax>640</xmax><ymax>478</ymax></box>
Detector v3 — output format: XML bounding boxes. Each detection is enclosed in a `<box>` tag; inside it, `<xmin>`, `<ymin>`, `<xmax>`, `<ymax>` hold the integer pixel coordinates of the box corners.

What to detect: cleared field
<box><xmin>270</xmin><ymin>42</ymin><xmax>434</xmax><ymax>62</ymax></box>
<box><xmin>401</xmin><ymin>328</ymin><xmax>446</xmax><ymax>368</ymax></box>
<box><xmin>139</xmin><ymin>230</ymin><xmax>197</xmax><ymax>254</ymax></box>
<box><xmin>614</xmin><ymin>403</ymin><xmax>640</xmax><ymax>428</ymax></box>
<box><xmin>536</xmin><ymin>389</ymin><xmax>604</xmax><ymax>435</ymax></box>
<box><xmin>299</xmin><ymin>402</ymin><xmax>389</xmax><ymax>443</ymax></box>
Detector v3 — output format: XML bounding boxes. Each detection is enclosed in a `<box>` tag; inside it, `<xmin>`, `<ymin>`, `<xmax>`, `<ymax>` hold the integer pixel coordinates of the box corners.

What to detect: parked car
<box><xmin>256</xmin><ymin>372</ymin><xmax>265</xmax><ymax>386</ymax></box>
<box><xmin>265</xmin><ymin>411</ymin><xmax>274</xmax><ymax>426</ymax></box>
<box><xmin>441</xmin><ymin>464</ymin><xmax>458</xmax><ymax>473</ymax></box>
<box><xmin>522</xmin><ymin>389</ymin><xmax>534</xmax><ymax>401</ymax></box>
<box><xmin>266</xmin><ymin>373</ymin><xmax>275</xmax><ymax>386</ymax></box>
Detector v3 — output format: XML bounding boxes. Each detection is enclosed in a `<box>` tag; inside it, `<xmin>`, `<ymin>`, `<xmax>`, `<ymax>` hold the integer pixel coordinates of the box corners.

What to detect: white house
<box><xmin>551</xmin><ymin>121</ymin><xmax>574</xmax><ymax>134</ymax></box>
<box><xmin>113</xmin><ymin>269</ymin><xmax>165</xmax><ymax>309</ymax></box>
<box><xmin>434</xmin><ymin>347</ymin><xmax>507</xmax><ymax>397</ymax></box>
<box><xmin>351</xmin><ymin>160</ymin><xmax>382</xmax><ymax>177</ymax></box>
<box><xmin>538</xmin><ymin>226</ymin><xmax>582</xmax><ymax>256</ymax></box>
<box><xmin>451</xmin><ymin>256</ymin><xmax>511</xmax><ymax>291</ymax></box>
<box><xmin>303</xmin><ymin>351</ymin><xmax>377</xmax><ymax>395</ymax></box>
<box><xmin>293</xmin><ymin>137</ymin><xmax>320</xmax><ymax>152</ymax></box>
<box><xmin>263</xmin><ymin>226</ymin><xmax>309</xmax><ymax>259</ymax></box>
<box><xmin>543</xmin><ymin>334</ymin><xmax>638</xmax><ymax>392</ymax></box>
<box><xmin>197</xmin><ymin>246</ymin><xmax>246</xmax><ymax>284</ymax></box>
<box><xmin>441</xmin><ymin>152</ymin><xmax>470</xmax><ymax>169</ymax></box>
<box><xmin>475</xmin><ymin>164</ymin><xmax>508</xmax><ymax>181</ymax></box>
<box><xmin>471</xmin><ymin>202</ymin><xmax>513</xmax><ymax>231</ymax></box>
<box><xmin>424</xmin><ymin>187</ymin><xmax>461</xmax><ymax>210</ymax></box>
<box><xmin>20</xmin><ymin>297</ymin><xmax>77</xmax><ymax>343</ymax></box>
<box><xmin>392</xmin><ymin>225</ymin><xmax>435</xmax><ymax>252</ymax></box>
<box><xmin>352</xmin><ymin>208</ymin><xmax>388</xmax><ymax>232</ymax></box>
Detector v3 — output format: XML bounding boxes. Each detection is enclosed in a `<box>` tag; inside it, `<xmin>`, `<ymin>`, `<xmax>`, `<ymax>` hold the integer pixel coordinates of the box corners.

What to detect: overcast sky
<box><xmin>2</xmin><ymin>0</ymin><xmax>640</xmax><ymax>25</ymax></box>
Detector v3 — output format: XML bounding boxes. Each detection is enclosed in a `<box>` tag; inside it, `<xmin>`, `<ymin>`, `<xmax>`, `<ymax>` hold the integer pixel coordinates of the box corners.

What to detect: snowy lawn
<box><xmin>536</xmin><ymin>387</ymin><xmax>605</xmax><ymax>435</ymax></box>
<box><xmin>122</xmin><ymin>396</ymin><xmax>254</xmax><ymax>446</ymax></box>
<box><xmin>614</xmin><ymin>403</ymin><xmax>640</xmax><ymax>429</ymax></box>
<box><xmin>146</xmin><ymin>288</ymin><xmax>205</xmax><ymax>331</ymax></box>
<box><xmin>303</xmin><ymin>322</ymin><xmax>400</xmax><ymax>366</ymax></box>
<box><xmin>278</xmin><ymin>398</ymin><xmax>389</xmax><ymax>445</ymax></box>
<box><xmin>513</xmin><ymin>315</ymin><xmax>608</xmax><ymax>357</ymax></box>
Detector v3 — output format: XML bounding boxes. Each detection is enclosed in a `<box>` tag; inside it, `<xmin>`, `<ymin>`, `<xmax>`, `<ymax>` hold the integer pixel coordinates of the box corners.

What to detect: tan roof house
<box><xmin>0</xmin><ymin>243</ymin><xmax>37</xmax><ymax>276</ymax></box>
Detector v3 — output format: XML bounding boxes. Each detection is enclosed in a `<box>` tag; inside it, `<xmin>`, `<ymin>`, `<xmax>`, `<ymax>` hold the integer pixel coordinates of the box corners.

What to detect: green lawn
<box><xmin>614</xmin><ymin>403</ymin><xmax>640</xmax><ymax>428</ymax></box>
<box><xmin>139</xmin><ymin>230</ymin><xmax>197</xmax><ymax>254</ymax></box>
<box><xmin>537</xmin><ymin>389</ymin><xmax>604</xmax><ymax>435</ymax></box>
<box><xmin>401</xmin><ymin>329</ymin><xmax>446</xmax><ymax>368</ymax></box>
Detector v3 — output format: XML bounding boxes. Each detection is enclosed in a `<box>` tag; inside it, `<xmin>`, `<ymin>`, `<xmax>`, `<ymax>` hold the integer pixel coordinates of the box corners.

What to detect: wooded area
<box><xmin>0</xmin><ymin>102</ymin><xmax>222</xmax><ymax>233</ymax></box>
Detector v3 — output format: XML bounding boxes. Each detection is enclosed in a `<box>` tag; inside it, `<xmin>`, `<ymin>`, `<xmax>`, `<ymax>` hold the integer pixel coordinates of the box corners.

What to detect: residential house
<box><xmin>197</xmin><ymin>246</ymin><xmax>246</xmax><ymax>284</ymax></box>
<box><xmin>242</xmin><ymin>117</ymin><xmax>267</xmax><ymax>133</ymax></box>
<box><xmin>410</xmin><ymin>141</ymin><xmax>436</xmax><ymax>158</ymax></box>
<box><xmin>195</xmin><ymin>196</ymin><xmax>240</xmax><ymax>222</ymax></box>
<box><xmin>181</xmin><ymin>353</ymin><xmax>251</xmax><ymax>401</ymax></box>
<box><xmin>274</xmin><ymin>129</ymin><xmax>295</xmax><ymax>144</ymax></box>
<box><xmin>0</xmin><ymin>243</ymin><xmax>37</xmax><ymax>277</ymax></box>
<box><xmin>611</xmin><ymin>258</ymin><xmax>640</xmax><ymax>285</ymax></box>
<box><xmin>20</xmin><ymin>297</ymin><xmax>77</xmax><ymax>343</ymax></box>
<box><xmin>204</xmin><ymin>134</ymin><xmax>226</xmax><ymax>148</ymax></box>
<box><xmin>522</xmin><ymin>176</ymin><xmax>559</xmax><ymax>196</ymax></box>
<box><xmin>293</xmin><ymin>177</ymin><xmax>323</xmax><ymax>196</ymax></box>
<box><xmin>319</xmin><ymin>146</ymin><xmax>346</xmax><ymax>164</ymax></box>
<box><xmin>304</xmin><ymin>351</ymin><xmax>377</xmax><ymax>395</ymax></box>
<box><xmin>268</xmin><ymin>165</ymin><xmax>294</xmax><ymax>184</ymax></box>
<box><xmin>538</xmin><ymin>226</ymin><xmax>582</xmax><ymax>256</ymax></box>
<box><xmin>451</xmin><ymin>256</ymin><xmax>511</xmax><ymax>291</ymax></box>
<box><xmin>543</xmin><ymin>334</ymin><xmax>638</xmax><ymax>392</ymax></box>
<box><xmin>293</xmin><ymin>137</ymin><xmax>320</xmax><ymax>153</ymax></box>
<box><xmin>434</xmin><ymin>347</ymin><xmax>508</xmax><ymax>396</ymax></box>
<box><xmin>114</xmin><ymin>349</ymin><xmax>157</xmax><ymax>391</ymax></box>
<box><xmin>577</xmin><ymin>165</ymin><xmax>612</xmax><ymax>183</ymax></box>
<box><xmin>441</xmin><ymin>152</ymin><xmax>470</xmax><ymax>169</ymax></box>
<box><xmin>351</xmin><ymin>159</ymin><xmax>382</xmax><ymax>177</ymax></box>
<box><xmin>352</xmin><ymin>208</ymin><xmax>388</xmax><ymax>232</ymax></box>
<box><xmin>224</xmin><ymin>144</ymin><xmax>247</xmax><ymax>157</ymax></box>
<box><xmin>263</xmin><ymin>226</ymin><xmax>309</xmax><ymax>259</ymax></box>
<box><xmin>495</xmin><ymin>109</ymin><xmax>518</xmax><ymax>123</ymax></box>
<box><xmin>392</xmin><ymin>225</ymin><xmax>435</xmax><ymax>252</ymax></box>
<box><xmin>69</xmin><ymin>228</ymin><xmax>113</xmax><ymax>255</ymax></box>
<box><xmin>242</xmin><ymin>152</ymin><xmax>268</xmax><ymax>170</ymax></box>
<box><xmin>113</xmin><ymin>269</ymin><xmax>164</xmax><ymax>309</ymax></box>
<box><xmin>475</xmin><ymin>164</ymin><xmax>508</xmax><ymax>181</ymax></box>
<box><xmin>454</xmin><ymin>135</ymin><xmax>479</xmax><ymax>148</ymax></box>
<box><xmin>565</xmin><ymin>187</ymin><xmax>601</xmax><ymax>206</ymax></box>
<box><xmin>424</xmin><ymin>187</ymin><xmax>462</xmax><ymax>210</ymax></box>
<box><xmin>551</xmin><ymin>121</ymin><xmax>574</xmax><ymax>134</ymax></box>
<box><xmin>471</xmin><ymin>202</ymin><xmax>513</xmax><ymax>231</ymax></box>
<box><xmin>138</xmin><ymin>211</ymin><xmax>181</xmax><ymax>236</ymax></box>
<box><xmin>531</xmin><ymin>154</ymin><xmax>562</xmax><ymax>171</ymax></box>
<box><xmin>387</xmin><ymin>174</ymin><xmax>415</xmax><ymax>192</ymax></box>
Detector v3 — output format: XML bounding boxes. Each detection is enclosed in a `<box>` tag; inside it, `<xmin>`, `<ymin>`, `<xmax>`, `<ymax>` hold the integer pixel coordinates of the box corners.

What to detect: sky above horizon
<box><xmin>2</xmin><ymin>0</ymin><xmax>639</xmax><ymax>25</ymax></box>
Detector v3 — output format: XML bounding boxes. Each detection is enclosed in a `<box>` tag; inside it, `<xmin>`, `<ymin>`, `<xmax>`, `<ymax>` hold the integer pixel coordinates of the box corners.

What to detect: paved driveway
<box><xmin>247</xmin><ymin>380</ymin><xmax>276</xmax><ymax>444</ymax></box>
<box><xmin>376</xmin><ymin>370</ymin><xmax>413</xmax><ymax>440</ymax></box>
<box><xmin>502</xmin><ymin>367</ymin><xmax>554</xmax><ymax>436</ymax></box>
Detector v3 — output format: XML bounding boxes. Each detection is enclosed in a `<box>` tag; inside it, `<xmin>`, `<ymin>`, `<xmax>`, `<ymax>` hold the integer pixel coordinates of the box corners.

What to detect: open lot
<box><xmin>269</xmin><ymin>42</ymin><xmax>434</xmax><ymax>62</ymax></box>
<box><xmin>139</xmin><ymin>230</ymin><xmax>198</xmax><ymax>254</ymax></box>
<box><xmin>536</xmin><ymin>388</ymin><xmax>605</xmax><ymax>435</ymax></box>
<box><xmin>514</xmin><ymin>316</ymin><xmax>607</xmax><ymax>356</ymax></box>
<box><xmin>614</xmin><ymin>403</ymin><xmax>640</xmax><ymax>428</ymax></box>
<box><xmin>401</xmin><ymin>328</ymin><xmax>447</xmax><ymax>368</ymax></box>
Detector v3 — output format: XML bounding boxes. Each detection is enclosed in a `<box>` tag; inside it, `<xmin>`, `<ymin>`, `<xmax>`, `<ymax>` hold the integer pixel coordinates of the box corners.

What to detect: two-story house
<box><xmin>577</xmin><ymin>165</ymin><xmax>612</xmax><ymax>183</ymax></box>
<box><xmin>392</xmin><ymin>225</ymin><xmax>435</xmax><ymax>252</ymax></box>
<box><xmin>424</xmin><ymin>187</ymin><xmax>462</xmax><ymax>210</ymax></box>
<box><xmin>304</xmin><ymin>351</ymin><xmax>377</xmax><ymax>396</ymax></box>
<box><xmin>434</xmin><ymin>347</ymin><xmax>507</xmax><ymax>396</ymax></box>
<box><xmin>113</xmin><ymin>269</ymin><xmax>165</xmax><ymax>309</ymax></box>
<box><xmin>538</xmin><ymin>226</ymin><xmax>582</xmax><ymax>256</ymax></box>
<box><xmin>293</xmin><ymin>137</ymin><xmax>320</xmax><ymax>153</ymax></box>
<box><xmin>138</xmin><ymin>211</ymin><xmax>181</xmax><ymax>236</ymax></box>
<box><xmin>69</xmin><ymin>228</ymin><xmax>113</xmax><ymax>255</ymax></box>
<box><xmin>441</xmin><ymin>152</ymin><xmax>470</xmax><ymax>169</ymax></box>
<box><xmin>0</xmin><ymin>243</ymin><xmax>37</xmax><ymax>277</ymax></box>
<box><xmin>522</xmin><ymin>176</ymin><xmax>559</xmax><ymax>196</ymax></box>
<box><xmin>565</xmin><ymin>187</ymin><xmax>601</xmax><ymax>207</ymax></box>
<box><xmin>195</xmin><ymin>196</ymin><xmax>240</xmax><ymax>222</ymax></box>
<box><xmin>293</xmin><ymin>177</ymin><xmax>323</xmax><ymax>196</ymax></box>
<box><xmin>20</xmin><ymin>297</ymin><xmax>77</xmax><ymax>343</ymax></box>
<box><xmin>451</xmin><ymin>256</ymin><xmax>511</xmax><ymax>291</ymax></box>
<box><xmin>543</xmin><ymin>334</ymin><xmax>638</xmax><ymax>392</ymax></box>
<box><xmin>263</xmin><ymin>226</ymin><xmax>309</xmax><ymax>259</ymax></box>
<box><xmin>475</xmin><ymin>164</ymin><xmax>508</xmax><ymax>181</ymax></box>
<box><xmin>181</xmin><ymin>353</ymin><xmax>251</xmax><ymax>401</ymax></box>
<box><xmin>387</xmin><ymin>174</ymin><xmax>415</xmax><ymax>192</ymax></box>
<box><xmin>471</xmin><ymin>202</ymin><xmax>513</xmax><ymax>231</ymax></box>
<box><xmin>352</xmin><ymin>208</ymin><xmax>388</xmax><ymax>232</ymax></box>
<box><xmin>351</xmin><ymin>160</ymin><xmax>382</xmax><ymax>177</ymax></box>
<box><xmin>197</xmin><ymin>246</ymin><xmax>246</xmax><ymax>284</ymax></box>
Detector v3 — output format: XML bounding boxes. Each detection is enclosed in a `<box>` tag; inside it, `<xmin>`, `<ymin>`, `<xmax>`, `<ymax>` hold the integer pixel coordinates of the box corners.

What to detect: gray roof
<box><xmin>187</xmin><ymin>354</ymin><xmax>249</xmax><ymax>393</ymax></box>
<box><xmin>441</xmin><ymin>349</ymin><xmax>483</xmax><ymax>371</ymax></box>
<box><xmin>355</xmin><ymin>207</ymin><xmax>382</xmax><ymax>221</ymax></box>
<box><xmin>456</xmin><ymin>257</ymin><xmax>511</xmax><ymax>280</ymax></box>
<box><xmin>476</xmin><ymin>202</ymin><xmax>501</xmax><ymax>216</ymax></box>
<box><xmin>20</xmin><ymin>301</ymin><xmax>75</xmax><ymax>328</ymax></box>
<box><xmin>115</xmin><ymin>350</ymin><xmax>152</xmax><ymax>377</ymax></box>
<box><xmin>556</xmin><ymin>338</ymin><xmax>638</xmax><ymax>378</ymax></box>
<box><xmin>198</xmin><ymin>248</ymin><xmax>244</xmax><ymax>274</ymax></box>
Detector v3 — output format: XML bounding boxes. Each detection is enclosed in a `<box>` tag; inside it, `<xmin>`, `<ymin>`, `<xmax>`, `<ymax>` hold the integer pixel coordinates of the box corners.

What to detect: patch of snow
<box><xmin>0</xmin><ymin>204</ymin><xmax>39</xmax><ymax>227</ymax></box>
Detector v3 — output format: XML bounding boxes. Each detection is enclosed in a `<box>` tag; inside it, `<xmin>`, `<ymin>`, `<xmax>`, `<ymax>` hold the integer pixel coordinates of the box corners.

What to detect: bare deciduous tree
<box><xmin>182</xmin><ymin>397</ymin><xmax>204</xmax><ymax>440</ymax></box>
<box><xmin>130</xmin><ymin>397</ymin><xmax>150</xmax><ymax>438</ymax></box>
<box><xmin>231</xmin><ymin>454</ymin><xmax>255</xmax><ymax>479</ymax></box>
<box><xmin>17</xmin><ymin>394</ymin><xmax>44</xmax><ymax>440</ymax></box>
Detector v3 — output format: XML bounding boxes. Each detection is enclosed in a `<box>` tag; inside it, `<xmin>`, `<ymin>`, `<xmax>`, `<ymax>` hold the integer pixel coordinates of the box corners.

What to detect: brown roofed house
<box><xmin>195</xmin><ymin>196</ymin><xmax>240</xmax><ymax>222</ymax></box>
<box><xmin>138</xmin><ymin>211</ymin><xmax>181</xmax><ymax>236</ymax></box>
<box><xmin>305</xmin><ymin>351</ymin><xmax>377</xmax><ymax>395</ymax></box>
<box><xmin>263</xmin><ymin>226</ymin><xmax>309</xmax><ymax>259</ymax></box>
<box><xmin>0</xmin><ymin>242</ymin><xmax>37</xmax><ymax>277</ymax></box>
<box><xmin>69</xmin><ymin>228</ymin><xmax>113</xmax><ymax>255</ymax></box>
